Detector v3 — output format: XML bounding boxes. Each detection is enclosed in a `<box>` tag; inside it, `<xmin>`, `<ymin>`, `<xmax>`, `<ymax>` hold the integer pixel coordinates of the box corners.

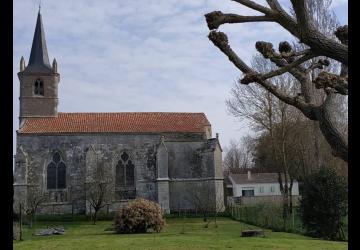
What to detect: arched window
<box><xmin>34</xmin><ymin>79</ymin><xmax>44</xmax><ymax>96</ymax></box>
<box><xmin>115</xmin><ymin>152</ymin><xmax>135</xmax><ymax>200</ymax></box>
<box><xmin>47</xmin><ymin>152</ymin><xmax>66</xmax><ymax>190</ymax></box>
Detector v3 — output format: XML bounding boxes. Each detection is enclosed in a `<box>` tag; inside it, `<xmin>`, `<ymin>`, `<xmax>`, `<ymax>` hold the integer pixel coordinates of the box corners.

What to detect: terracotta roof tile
<box><xmin>18</xmin><ymin>112</ymin><xmax>211</xmax><ymax>134</ymax></box>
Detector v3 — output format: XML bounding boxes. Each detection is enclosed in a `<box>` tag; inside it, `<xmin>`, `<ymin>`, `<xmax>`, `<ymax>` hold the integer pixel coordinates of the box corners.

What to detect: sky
<box><xmin>13</xmin><ymin>0</ymin><xmax>348</xmax><ymax>157</ymax></box>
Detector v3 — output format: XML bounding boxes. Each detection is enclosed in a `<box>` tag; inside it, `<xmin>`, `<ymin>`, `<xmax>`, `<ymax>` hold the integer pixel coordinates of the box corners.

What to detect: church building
<box><xmin>13</xmin><ymin>11</ymin><xmax>224</xmax><ymax>214</ymax></box>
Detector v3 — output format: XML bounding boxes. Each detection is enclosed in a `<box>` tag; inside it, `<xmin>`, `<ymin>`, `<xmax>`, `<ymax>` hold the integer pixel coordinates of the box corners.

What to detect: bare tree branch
<box><xmin>208</xmin><ymin>31</ymin><xmax>317</xmax><ymax>120</ymax></box>
<box><xmin>205</xmin><ymin>1</ymin><xmax>348</xmax><ymax>64</ymax></box>
<box><xmin>290</xmin><ymin>0</ymin><xmax>311</xmax><ymax>28</ymax></box>
<box><xmin>314</xmin><ymin>72</ymin><xmax>348</xmax><ymax>95</ymax></box>
<box><xmin>241</xmin><ymin>53</ymin><xmax>314</xmax><ymax>84</ymax></box>
<box><xmin>232</xmin><ymin>0</ymin><xmax>273</xmax><ymax>15</ymax></box>
<box><xmin>205</xmin><ymin>11</ymin><xmax>275</xmax><ymax>30</ymax></box>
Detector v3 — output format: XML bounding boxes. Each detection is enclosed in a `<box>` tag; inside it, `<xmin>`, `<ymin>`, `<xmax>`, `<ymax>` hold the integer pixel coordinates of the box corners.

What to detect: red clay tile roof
<box><xmin>18</xmin><ymin>112</ymin><xmax>211</xmax><ymax>134</ymax></box>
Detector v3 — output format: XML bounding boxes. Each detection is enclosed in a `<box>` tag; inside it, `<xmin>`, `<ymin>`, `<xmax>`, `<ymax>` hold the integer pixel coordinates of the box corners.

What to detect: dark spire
<box><xmin>24</xmin><ymin>10</ymin><xmax>52</xmax><ymax>73</ymax></box>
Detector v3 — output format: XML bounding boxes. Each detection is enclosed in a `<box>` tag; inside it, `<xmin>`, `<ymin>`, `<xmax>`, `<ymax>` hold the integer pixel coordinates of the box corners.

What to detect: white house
<box><xmin>227</xmin><ymin>171</ymin><xmax>300</xmax><ymax>205</ymax></box>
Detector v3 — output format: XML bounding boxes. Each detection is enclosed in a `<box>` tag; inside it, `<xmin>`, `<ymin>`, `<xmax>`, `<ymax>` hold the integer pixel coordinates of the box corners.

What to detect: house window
<box><xmin>47</xmin><ymin>152</ymin><xmax>66</xmax><ymax>190</ymax></box>
<box><xmin>270</xmin><ymin>186</ymin><xmax>275</xmax><ymax>192</ymax></box>
<box><xmin>115</xmin><ymin>152</ymin><xmax>135</xmax><ymax>200</ymax></box>
<box><xmin>259</xmin><ymin>186</ymin><xmax>264</xmax><ymax>193</ymax></box>
<box><xmin>34</xmin><ymin>79</ymin><xmax>44</xmax><ymax>96</ymax></box>
<box><xmin>242</xmin><ymin>189</ymin><xmax>254</xmax><ymax>197</ymax></box>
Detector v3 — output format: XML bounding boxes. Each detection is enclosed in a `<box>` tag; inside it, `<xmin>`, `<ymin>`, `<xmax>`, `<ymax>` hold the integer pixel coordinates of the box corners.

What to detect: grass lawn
<box><xmin>13</xmin><ymin>217</ymin><xmax>347</xmax><ymax>250</ymax></box>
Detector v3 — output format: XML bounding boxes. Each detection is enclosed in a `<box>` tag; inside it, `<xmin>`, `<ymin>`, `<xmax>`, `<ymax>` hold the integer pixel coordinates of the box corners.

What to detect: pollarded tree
<box><xmin>205</xmin><ymin>0</ymin><xmax>348</xmax><ymax>162</ymax></box>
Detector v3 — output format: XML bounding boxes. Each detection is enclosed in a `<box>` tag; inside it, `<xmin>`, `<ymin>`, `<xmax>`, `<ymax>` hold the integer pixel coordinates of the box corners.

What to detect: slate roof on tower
<box><xmin>18</xmin><ymin>112</ymin><xmax>211</xmax><ymax>134</ymax></box>
<box><xmin>23</xmin><ymin>10</ymin><xmax>52</xmax><ymax>74</ymax></box>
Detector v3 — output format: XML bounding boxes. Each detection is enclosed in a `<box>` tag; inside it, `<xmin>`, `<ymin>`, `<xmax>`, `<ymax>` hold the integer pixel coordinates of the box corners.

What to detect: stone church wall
<box><xmin>14</xmin><ymin>132</ymin><xmax>222</xmax><ymax>214</ymax></box>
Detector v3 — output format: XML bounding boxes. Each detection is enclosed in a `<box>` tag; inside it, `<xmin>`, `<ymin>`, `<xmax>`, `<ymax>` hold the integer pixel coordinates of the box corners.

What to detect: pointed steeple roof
<box><xmin>24</xmin><ymin>10</ymin><xmax>52</xmax><ymax>73</ymax></box>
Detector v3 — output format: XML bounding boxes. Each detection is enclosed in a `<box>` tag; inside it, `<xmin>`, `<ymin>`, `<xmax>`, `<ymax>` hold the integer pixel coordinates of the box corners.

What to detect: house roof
<box><xmin>18</xmin><ymin>112</ymin><xmax>211</xmax><ymax>134</ymax></box>
<box><xmin>229</xmin><ymin>172</ymin><xmax>291</xmax><ymax>184</ymax></box>
<box><xmin>24</xmin><ymin>10</ymin><xmax>52</xmax><ymax>74</ymax></box>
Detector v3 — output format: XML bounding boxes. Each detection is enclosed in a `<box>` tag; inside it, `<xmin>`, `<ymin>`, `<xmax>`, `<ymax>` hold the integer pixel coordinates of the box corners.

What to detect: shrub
<box><xmin>299</xmin><ymin>167</ymin><xmax>348</xmax><ymax>240</ymax></box>
<box><xmin>114</xmin><ymin>198</ymin><xmax>165</xmax><ymax>234</ymax></box>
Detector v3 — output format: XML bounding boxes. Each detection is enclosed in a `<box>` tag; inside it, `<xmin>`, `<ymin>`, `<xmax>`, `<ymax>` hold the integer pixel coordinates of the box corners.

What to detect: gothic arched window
<box><xmin>47</xmin><ymin>152</ymin><xmax>66</xmax><ymax>190</ymax></box>
<box><xmin>34</xmin><ymin>79</ymin><xmax>44</xmax><ymax>96</ymax></box>
<box><xmin>115</xmin><ymin>152</ymin><xmax>135</xmax><ymax>200</ymax></box>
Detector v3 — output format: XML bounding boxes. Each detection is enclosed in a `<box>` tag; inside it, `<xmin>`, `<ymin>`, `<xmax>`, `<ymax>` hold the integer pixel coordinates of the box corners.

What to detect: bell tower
<box><xmin>18</xmin><ymin>9</ymin><xmax>60</xmax><ymax>125</ymax></box>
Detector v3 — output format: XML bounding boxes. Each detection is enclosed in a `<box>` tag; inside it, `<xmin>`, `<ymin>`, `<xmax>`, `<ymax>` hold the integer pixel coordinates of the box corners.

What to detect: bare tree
<box><xmin>25</xmin><ymin>185</ymin><xmax>46</xmax><ymax>228</ymax></box>
<box><xmin>21</xmin><ymin>153</ymin><xmax>46</xmax><ymax>228</ymax></box>
<box><xmin>223</xmin><ymin>138</ymin><xmax>253</xmax><ymax>173</ymax></box>
<box><xmin>205</xmin><ymin>0</ymin><xmax>348</xmax><ymax>162</ymax></box>
<box><xmin>85</xmin><ymin>154</ymin><xmax>112</xmax><ymax>225</ymax></box>
<box><xmin>291</xmin><ymin>0</ymin><xmax>347</xmax><ymax>169</ymax></box>
<box><xmin>185</xmin><ymin>182</ymin><xmax>224</xmax><ymax>228</ymax></box>
<box><xmin>227</xmin><ymin>54</ymin><xmax>304</xmax><ymax>219</ymax></box>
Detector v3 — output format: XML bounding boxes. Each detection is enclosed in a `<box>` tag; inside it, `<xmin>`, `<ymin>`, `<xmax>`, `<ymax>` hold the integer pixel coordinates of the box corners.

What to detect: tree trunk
<box><xmin>289</xmin><ymin>178</ymin><xmax>294</xmax><ymax>214</ymax></box>
<box><xmin>312</xmin><ymin>121</ymin><xmax>321</xmax><ymax>170</ymax></box>
<box><xmin>92</xmin><ymin>209</ymin><xmax>98</xmax><ymax>225</ymax></box>
<box><xmin>29</xmin><ymin>214</ymin><xmax>33</xmax><ymax>229</ymax></box>
<box><xmin>317</xmin><ymin>94</ymin><xmax>348</xmax><ymax>162</ymax></box>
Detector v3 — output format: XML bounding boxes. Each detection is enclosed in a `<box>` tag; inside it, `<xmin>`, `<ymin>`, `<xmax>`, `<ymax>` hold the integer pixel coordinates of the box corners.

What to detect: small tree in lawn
<box><xmin>299</xmin><ymin>167</ymin><xmax>347</xmax><ymax>240</ymax></box>
<box><xmin>25</xmin><ymin>153</ymin><xmax>46</xmax><ymax>228</ymax></box>
<box><xmin>186</xmin><ymin>181</ymin><xmax>224</xmax><ymax>228</ymax></box>
<box><xmin>25</xmin><ymin>185</ymin><xmax>46</xmax><ymax>228</ymax></box>
<box><xmin>85</xmin><ymin>162</ymin><xmax>112</xmax><ymax>225</ymax></box>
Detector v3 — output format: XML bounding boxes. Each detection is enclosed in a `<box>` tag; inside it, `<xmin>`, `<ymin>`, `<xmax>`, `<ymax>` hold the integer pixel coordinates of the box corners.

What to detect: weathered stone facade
<box><xmin>13</xmin><ymin>11</ymin><xmax>224</xmax><ymax>215</ymax></box>
<box><xmin>14</xmin><ymin>133</ymin><xmax>223</xmax><ymax>214</ymax></box>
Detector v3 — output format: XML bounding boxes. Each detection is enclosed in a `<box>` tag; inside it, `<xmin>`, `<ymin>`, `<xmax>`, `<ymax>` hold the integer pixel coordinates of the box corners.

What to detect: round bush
<box><xmin>114</xmin><ymin>198</ymin><xmax>165</xmax><ymax>234</ymax></box>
